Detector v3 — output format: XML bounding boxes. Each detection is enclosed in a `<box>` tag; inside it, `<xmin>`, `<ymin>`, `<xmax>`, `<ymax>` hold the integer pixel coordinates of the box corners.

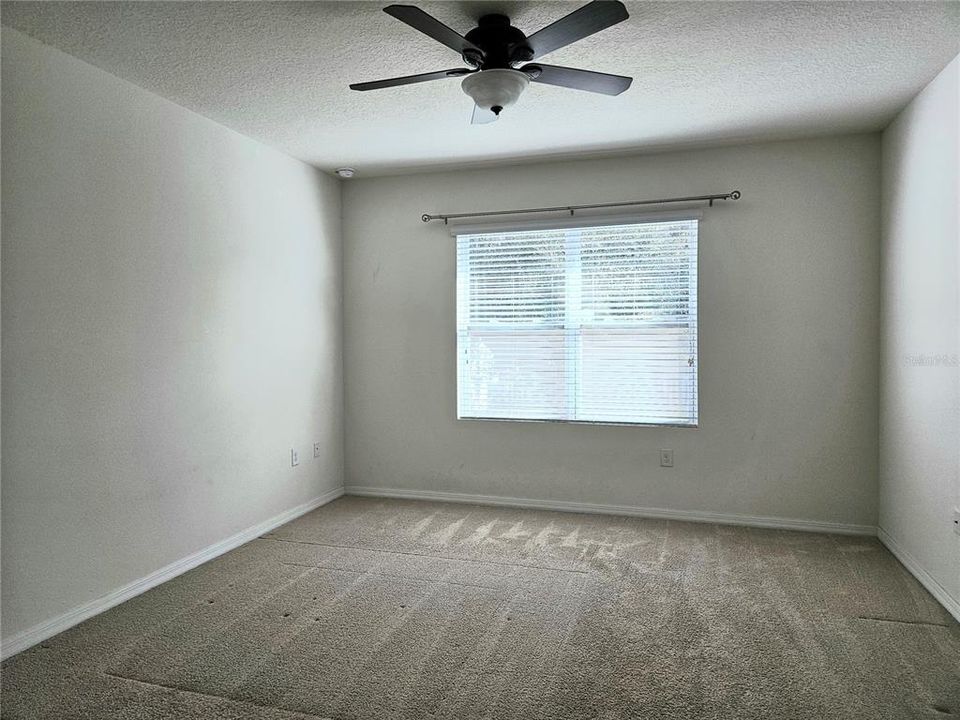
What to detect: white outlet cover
<box><xmin>660</xmin><ymin>449</ymin><xmax>674</xmax><ymax>468</ymax></box>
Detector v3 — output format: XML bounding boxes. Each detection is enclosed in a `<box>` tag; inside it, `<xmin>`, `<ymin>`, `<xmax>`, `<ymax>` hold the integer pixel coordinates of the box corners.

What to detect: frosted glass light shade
<box><xmin>461</xmin><ymin>69</ymin><xmax>529</xmax><ymax>114</ymax></box>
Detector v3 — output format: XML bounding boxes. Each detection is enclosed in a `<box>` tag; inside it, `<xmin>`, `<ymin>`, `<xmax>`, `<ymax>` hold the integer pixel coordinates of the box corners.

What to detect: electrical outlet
<box><xmin>313</xmin><ymin>442</ymin><xmax>322</xmax><ymax>459</ymax></box>
<box><xmin>660</xmin><ymin>449</ymin><xmax>674</xmax><ymax>468</ymax></box>
<box><xmin>291</xmin><ymin>448</ymin><xmax>300</xmax><ymax>467</ymax></box>
<box><xmin>953</xmin><ymin>507</ymin><xmax>960</xmax><ymax>537</ymax></box>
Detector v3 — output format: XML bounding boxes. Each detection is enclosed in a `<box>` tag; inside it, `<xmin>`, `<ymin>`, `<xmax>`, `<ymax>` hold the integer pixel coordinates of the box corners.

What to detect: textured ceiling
<box><xmin>3</xmin><ymin>1</ymin><xmax>959</xmax><ymax>175</ymax></box>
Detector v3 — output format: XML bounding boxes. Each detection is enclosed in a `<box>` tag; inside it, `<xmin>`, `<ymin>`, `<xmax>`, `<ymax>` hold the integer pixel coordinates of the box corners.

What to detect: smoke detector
<box><xmin>335</xmin><ymin>167</ymin><xmax>356</xmax><ymax>178</ymax></box>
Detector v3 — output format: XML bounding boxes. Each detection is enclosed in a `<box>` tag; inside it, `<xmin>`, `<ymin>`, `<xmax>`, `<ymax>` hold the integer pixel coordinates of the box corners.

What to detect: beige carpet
<box><xmin>2</xmin><ymin>496</ymin><xmax>958</xmax><ymax>719</ymax></box>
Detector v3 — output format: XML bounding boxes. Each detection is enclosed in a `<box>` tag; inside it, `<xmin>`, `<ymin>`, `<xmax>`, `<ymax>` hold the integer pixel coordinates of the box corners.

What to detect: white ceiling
<box><xmin>3</xmin><ymin>1</ymin><xmax>959</xmax><ymax>175</ymax></box>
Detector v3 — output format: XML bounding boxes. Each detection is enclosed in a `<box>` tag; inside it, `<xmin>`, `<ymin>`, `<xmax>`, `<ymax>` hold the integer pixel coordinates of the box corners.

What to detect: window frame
<box><xmin>452</xmin><ymin>210</ymin><xmax>701</xmax><ymax>429</ymax></box>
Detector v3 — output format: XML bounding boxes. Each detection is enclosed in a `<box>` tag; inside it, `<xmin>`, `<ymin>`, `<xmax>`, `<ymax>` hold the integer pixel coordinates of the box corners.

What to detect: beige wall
<box><xmin>879</xmin><ymin>55</ymin><xmax>960</xmax><ymax>611</ymax></box>
<box><xmin>343</xmin><ymin>135</ymin><xmax>881</xmax><ymax>529</ymax></box>
<box><xmin>0</xmin><ymin>29</ymin><xmax>344</xmax><ymax>642</ymax></box>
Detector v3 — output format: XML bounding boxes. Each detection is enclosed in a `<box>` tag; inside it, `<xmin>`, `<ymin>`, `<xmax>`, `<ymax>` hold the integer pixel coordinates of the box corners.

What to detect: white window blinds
<box><xmin>456</xmin><ymin>218</ymin><xmax>698</xmax><ymax>426</ymax></box>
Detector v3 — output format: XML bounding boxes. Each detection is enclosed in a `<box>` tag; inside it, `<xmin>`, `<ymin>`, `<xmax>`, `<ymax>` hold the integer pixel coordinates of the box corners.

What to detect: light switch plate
<box><xmin>291</xmin><ymin>448</ymin><xmax>300</xmax><ymax>467</ymax></box>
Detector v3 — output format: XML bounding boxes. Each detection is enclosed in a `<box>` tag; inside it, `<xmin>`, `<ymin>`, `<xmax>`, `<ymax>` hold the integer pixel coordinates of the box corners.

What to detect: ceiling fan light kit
<box><xmin>349</xmin><ymin>1</ymin><xmax>633</xmax><ymax>124</ymax></box>
<box><xmin>461</xmin><ymin>69</ymin><xmax>529</xmax><ymax>117</ymax></box>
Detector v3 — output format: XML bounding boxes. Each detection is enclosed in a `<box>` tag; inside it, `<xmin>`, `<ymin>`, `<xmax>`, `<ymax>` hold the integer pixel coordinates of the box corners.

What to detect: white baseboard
<box><xmin>877</xmin><ymin>527</ymin><xmax>960</xmax><ymax>623</ymax></box>
<box><xmin>0</xmin><ymin>486</ymin><xmax>345</xmax><ymax>661</ymax></box>
<box><xmin>344</xmin><ymin>486</ymin><xmax>876</xmax><ymax>536</ymax></box>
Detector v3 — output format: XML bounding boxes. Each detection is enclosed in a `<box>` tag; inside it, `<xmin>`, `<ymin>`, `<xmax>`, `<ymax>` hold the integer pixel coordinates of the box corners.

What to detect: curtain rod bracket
<box><xmin>421</xmin><ymin>190</ymin><xmax>741</xmax><ymax>223</ymax></box>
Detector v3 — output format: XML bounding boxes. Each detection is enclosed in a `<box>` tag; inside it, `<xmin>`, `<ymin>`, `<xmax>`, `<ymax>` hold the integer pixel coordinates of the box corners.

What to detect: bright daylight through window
<box><xmin>456</xmin><ymin>218</ymin><xmax>699</xmax><ymax>426</ymax></box>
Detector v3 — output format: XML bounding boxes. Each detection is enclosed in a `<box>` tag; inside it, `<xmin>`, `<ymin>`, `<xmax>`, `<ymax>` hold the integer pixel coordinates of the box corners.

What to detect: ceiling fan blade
<box><xmin>350</xmin><ymin>68</ymin><xmax>473</xmax><ymax>91</ymax></box>
<box><xmin>471</xmin><ymin>104</ymin><xmax>499</xmax><ymax>125</ymax></box>
<box><xmin>525</xmin><ymin>1</ymin><xmax>628</xmax><ymax>59</ymax></box>
<box><xmin>384</xmin><ymin>5</ymin><xmax>483</xmax><ymax>58</ymax></box>
<box><xmin>522</xmin><ymin>63</ymin><xmax>632</xmax><ymax>95</ymax></box>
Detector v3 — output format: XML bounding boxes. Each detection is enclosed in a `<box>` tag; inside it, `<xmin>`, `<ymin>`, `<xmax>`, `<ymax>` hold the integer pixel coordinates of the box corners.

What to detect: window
<box><xmin>456</xmin><ymin>217</ymin><xmax>698</xmax><ymax>426</ymax></box>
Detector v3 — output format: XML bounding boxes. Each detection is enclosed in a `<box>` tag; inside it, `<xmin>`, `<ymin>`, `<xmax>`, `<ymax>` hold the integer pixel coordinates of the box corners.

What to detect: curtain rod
<box><xmin>421</xmin><ymin>190</ymin><xmax>741</xmax><ymax>224</ymax></box>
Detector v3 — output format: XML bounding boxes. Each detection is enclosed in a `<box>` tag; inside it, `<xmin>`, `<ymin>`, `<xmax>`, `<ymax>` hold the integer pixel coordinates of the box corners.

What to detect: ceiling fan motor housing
<box><xmin>464</xmin><ymin>14</ymin><xmax>534</xmax><ymax>69</ymax></box>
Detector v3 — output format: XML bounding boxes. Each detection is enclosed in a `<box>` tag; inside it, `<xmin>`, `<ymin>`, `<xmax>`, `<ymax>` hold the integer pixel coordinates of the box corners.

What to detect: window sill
<box><xmin>457</xmin><ymin>416</ymin><xmax>698</xmax><ymax>429</ymax></box>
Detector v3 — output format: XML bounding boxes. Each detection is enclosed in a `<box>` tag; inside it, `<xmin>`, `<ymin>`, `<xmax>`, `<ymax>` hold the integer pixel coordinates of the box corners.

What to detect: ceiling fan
<box><xmin>349</xmin><ymin>1</ymin><xmax>633</xmax><ymax>124</ymax></box>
